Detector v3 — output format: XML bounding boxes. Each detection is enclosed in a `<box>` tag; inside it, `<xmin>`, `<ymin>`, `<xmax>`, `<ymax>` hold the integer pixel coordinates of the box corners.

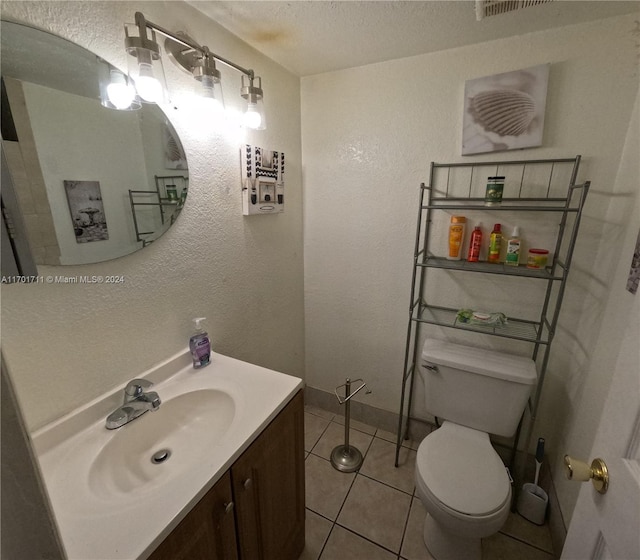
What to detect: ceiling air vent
<box><xmin>475</xmin><ymin>0</ymin><xmax>555</xmax><ymax>21</ymax></box>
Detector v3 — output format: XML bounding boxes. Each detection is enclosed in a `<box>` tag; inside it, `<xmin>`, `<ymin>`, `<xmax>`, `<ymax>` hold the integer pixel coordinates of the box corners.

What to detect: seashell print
<box><xmin>165</xmin><ymin>134</ymin><xmax>184</xmax><ymax>163</ymax></box>
<box><xmin>163</xmin><ymin>125</ymin><xmax>187</xmax><ymax>169</ymax></box>
<box><xmin>469</xmin><ymin>89</ymin><xmax>537</xmax><ymax>137</ymax></box>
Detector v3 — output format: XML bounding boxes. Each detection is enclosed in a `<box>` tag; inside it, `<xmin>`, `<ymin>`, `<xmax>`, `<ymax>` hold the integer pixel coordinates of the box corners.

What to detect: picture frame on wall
<box><xmin>241</xmin><ymin>144</ymin><xmax>285</xmax><ymax>215</ymax></box>
<box><xmin>63</xmin><ymin>180</ymin><xmax>109</xmax><ymax>243</ymax></box>
<box><xmin>462</xmin><ymin>63</ymin><xmax>550</xmax><ymax>156</ymax></box>
<box><xmin>164</xmin><ymin>124</ymin><xmax>187</xmax><ymax>169</ymax></box>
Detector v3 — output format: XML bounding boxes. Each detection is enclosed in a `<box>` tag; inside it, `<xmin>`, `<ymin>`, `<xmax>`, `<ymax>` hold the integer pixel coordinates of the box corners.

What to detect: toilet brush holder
<box><xmin>517</xmin><ymin>483</ymin><xmax>548</xmax><ymax>525</ymax></box>
<box><xmin>330</xmin><ymin>378</ymin><xmax>370</xmax><ymax>473</ymax></box>
<box><xmin>517</xmin><ymin>438</ymin><xmax>548</xmax><ymax>525</ymax></box>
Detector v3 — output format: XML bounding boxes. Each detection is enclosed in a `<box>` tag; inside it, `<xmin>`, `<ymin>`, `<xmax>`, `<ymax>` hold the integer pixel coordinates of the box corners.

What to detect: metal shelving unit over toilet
<box><xmin>395</xmin><ymin>156</ymin><xmax>589</xmax><ymax>486</ymax></box>
<box><xmin>128</xmin><ymin>174</ymin><xmax>189</xmax><ymax>247</ymax></box>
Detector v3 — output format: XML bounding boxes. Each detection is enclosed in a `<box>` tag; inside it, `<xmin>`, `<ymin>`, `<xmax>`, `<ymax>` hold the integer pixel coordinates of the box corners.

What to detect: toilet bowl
<box><xmin>413</xmin><ymin>339</ymin><xmax>536</xmax><ymax>559</ymax></box>
<box><xmin>415</xmin><ymin>422</ymin><xmax>511</xmax><ymax>560</ymax></box>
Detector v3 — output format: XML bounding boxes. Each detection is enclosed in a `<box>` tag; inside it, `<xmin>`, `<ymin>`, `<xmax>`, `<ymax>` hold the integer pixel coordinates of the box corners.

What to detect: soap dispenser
<box><xmin>189</xmin><ymin>317</ymin><xmax>211</xmax><ymax>369</ymax></box>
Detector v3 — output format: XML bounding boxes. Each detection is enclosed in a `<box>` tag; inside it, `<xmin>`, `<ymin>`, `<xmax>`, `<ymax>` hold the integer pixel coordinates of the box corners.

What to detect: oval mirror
<box><xmin>1</xmin><ymin>20</ymin><xmax>188</xmax><ymax>266</ymax></box>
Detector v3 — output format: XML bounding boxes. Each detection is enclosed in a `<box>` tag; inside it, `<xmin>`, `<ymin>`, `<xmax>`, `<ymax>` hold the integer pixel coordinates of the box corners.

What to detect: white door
<box><xmin>561</xmin><ymin>272</ymin><xmax>640</xmax><ymax>559</ymax></box>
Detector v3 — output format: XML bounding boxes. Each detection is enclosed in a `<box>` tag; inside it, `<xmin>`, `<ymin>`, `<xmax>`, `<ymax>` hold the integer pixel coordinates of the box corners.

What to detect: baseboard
<box><xmin>304</xmin><ymin>385</ymin><xmax>400</xmax><ymax>434</ymax></box>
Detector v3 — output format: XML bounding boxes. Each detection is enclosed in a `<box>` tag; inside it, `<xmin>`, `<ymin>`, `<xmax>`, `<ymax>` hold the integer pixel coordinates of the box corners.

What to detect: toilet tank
<box><xmin>421</xmin><ymin>339</ymin><xmax>537</xmax><ymax>437</ymax></box>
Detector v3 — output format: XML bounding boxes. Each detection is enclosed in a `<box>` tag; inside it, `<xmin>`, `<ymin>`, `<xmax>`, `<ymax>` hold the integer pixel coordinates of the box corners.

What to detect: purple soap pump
<box><xmin>189</xmin><ymin>317</ymin><xmax>211</xmax><ymax>369</ymax></box>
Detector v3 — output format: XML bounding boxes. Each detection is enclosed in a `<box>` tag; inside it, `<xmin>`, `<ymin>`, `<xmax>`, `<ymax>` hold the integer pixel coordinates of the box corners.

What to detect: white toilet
<box><xmin>414</xmin><ymin>338</ymin><xmax>537</xmax><ymax>560</ymax></box>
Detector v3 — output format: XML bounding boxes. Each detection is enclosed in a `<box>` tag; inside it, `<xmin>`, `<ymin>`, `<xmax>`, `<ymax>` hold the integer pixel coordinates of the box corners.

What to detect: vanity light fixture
<box><xmin>165</xmin><ymin>33</ymin><xmax>226</xmax><ymax>118</ymax></box>
<box><xmin>97</xmin><ymin>58</ymin><xmax>141</xmax><ymax>111</ymax></box>
<box><xmin>241</xmin><ymin>75</ymin><xmax>266</xmax><ymax>130</ymax></box>
<box><xmin>124</xmin><ymin>12</ymin><xmax>266</xmax><ymax>130</ymax></box>
<box><xmin>124</xmin><ymin>13</ymin><xmax>168</xmax><ymax>104</ymax></box>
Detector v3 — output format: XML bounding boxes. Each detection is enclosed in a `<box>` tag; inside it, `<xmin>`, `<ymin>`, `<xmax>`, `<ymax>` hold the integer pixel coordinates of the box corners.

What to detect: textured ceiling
<box><xmin>188</xmin><ymin>0</ymin><xmax>640</xmax><ymax>76</ymax></box>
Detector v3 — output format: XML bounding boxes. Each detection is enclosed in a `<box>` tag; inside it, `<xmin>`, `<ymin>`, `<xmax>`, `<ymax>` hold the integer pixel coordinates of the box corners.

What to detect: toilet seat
<box><xmin>416</xmin><ymin>422</ymin><xmax>511</xmax><ymax>517</ymax></box>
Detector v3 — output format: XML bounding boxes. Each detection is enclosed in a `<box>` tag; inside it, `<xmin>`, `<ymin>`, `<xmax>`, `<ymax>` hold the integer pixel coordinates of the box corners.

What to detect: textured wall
<box><xmin>1</xmin><ymin>1</ymin><xmax>304</xmax><ymax>431</ymax></box>
<box><xmin>301</xmin><ymin>13</ymin><xmax>638</xmax><ymax>523</ymax></box>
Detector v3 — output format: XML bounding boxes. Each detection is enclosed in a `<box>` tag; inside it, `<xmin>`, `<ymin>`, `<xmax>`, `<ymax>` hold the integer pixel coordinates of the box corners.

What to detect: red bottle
<box><xmin>467</xmin><ymin>226</ymin><xmax>482</xmax><ymax>262</ymax></box>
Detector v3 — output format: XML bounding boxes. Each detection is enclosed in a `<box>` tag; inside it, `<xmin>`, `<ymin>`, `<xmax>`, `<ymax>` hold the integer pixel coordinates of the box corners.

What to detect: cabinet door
<box><xmin>232</xmin><ymin>390</ymin><xmax>305</xmax><ymax>560</ymax></box>
<box><xmin>148</xmin><ymin>471</ymin><xmax>238</xmax><ymax>560</ymax></box>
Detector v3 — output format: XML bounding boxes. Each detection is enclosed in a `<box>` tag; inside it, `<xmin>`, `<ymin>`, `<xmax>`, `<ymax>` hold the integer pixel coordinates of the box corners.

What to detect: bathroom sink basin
<box><xmin>33</xmin><ymin>350</ymin><xmax>304</xmax><ymax>560</ymax></box>
<box><xmin>88</xmin><ymin>389</ymin><xmax>235</xmax><ymax>498</ymax></box>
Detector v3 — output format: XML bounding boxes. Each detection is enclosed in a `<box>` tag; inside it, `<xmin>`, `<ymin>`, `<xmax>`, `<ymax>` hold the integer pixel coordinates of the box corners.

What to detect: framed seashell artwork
<box><xmin>462</xmin><ymin>63</ymin><xmax>550</xmax><ymax>155</ymax></box>
<box><xmin>163</xmin><ymin>124</ymin><xmax>188</xmax><ymax>169</ymax></box>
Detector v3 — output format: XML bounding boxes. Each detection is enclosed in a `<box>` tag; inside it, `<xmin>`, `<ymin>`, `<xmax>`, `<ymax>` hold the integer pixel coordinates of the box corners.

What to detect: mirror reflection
<box><xmin>0</xmin><ymin>20</ymin><xmax>189</xmax><ymax>266</ymax></box>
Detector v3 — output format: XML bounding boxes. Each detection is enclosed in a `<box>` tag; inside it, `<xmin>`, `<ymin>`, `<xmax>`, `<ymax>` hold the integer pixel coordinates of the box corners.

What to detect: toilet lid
<box><xmin>416</xmin><ymin>422</ymin><xmax>510</xmax><ymax>516</ymax></box>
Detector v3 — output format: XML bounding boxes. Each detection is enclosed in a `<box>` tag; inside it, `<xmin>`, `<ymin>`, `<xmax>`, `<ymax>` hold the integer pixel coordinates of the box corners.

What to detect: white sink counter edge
<box><xmin>32</xmin><ymin>350</ymin><xmax>304</xmax><ymax>560</ymax></box>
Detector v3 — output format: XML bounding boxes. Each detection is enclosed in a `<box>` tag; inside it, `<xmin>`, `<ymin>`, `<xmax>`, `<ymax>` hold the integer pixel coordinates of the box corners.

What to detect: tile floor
<box><xmin>299</xmin><ymin>404</ymin><xmax>557</xmax><ymax>560</ymax></box>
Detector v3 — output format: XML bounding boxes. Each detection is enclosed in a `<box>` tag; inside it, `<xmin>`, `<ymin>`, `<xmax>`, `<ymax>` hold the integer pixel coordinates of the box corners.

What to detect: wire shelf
<box><xmin>417</xmin><ymin>256</ymin><xmax>563</xmax><ymax>280</ymax></box>
<box><xmin>413</xmin><ymin>304</ymin><xmax>547</xmax><ymax>344</ymax></box>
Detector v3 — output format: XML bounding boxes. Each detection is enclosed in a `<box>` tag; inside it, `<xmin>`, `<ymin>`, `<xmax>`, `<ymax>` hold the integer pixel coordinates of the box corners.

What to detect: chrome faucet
<box><xmin>105</xmin><ymin>378</ymin><xmax>161</xmax><ymax>430</ymax></box>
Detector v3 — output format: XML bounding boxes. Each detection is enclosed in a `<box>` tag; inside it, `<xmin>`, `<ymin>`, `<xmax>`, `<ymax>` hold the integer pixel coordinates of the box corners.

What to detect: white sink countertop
<box><xmin>32</xmin><ymin>351</ymin><xmax>304</xmax><ymax>560</ymax></box>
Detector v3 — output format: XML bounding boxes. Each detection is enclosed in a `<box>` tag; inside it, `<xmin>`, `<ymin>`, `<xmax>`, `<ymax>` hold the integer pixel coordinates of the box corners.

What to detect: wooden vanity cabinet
<box><xmin>147</xmin><ymin>471</ymin><xmax>237</xmax><ymax>560</ymax></box>
<box><xmin>148</xmin><ymin>390</ymin><xmax>304</xmax><ymax>560</ymax></box>
<box><xmin>231</xmin><ymin>390</ymin><xmax>305</xmax><ymax>560</ymax></box>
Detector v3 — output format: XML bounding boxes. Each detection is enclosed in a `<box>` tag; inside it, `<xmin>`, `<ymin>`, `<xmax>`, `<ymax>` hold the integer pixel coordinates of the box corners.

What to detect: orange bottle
<box><xmin>447</xmin><ymin>216</ymin><xmax>466</xmax><ymax>260</ymax></box>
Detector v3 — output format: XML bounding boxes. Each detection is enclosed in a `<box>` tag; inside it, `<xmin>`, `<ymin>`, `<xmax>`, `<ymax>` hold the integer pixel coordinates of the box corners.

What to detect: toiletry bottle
<box><xmin>488</xmin><ymin>223</ymin><xmax>502</xmax><ymax>263</ymax></box>
<box><xmin>447</xmin><ymin>216</ymin><xmax>466</xmax><ymax>260</ymax></box>
<box><xmin>505</xmin><ymin>226</ymin><xmax>521</xmax><ymax>267</ymax></box>
<box><xmin>467</xmin><ymin>225</ymin><xmax>482</xmax><ymax>262</ymax></box>
<box><xmin>166</xmin><ymin>184</ymin><xmax>178</xmax><ymax>201</ymax></box>
<box><xmin>484</xmin><ymin>176</ymin><xmax>505</xmax><ymax>206</ymax></box>
<box><xmin>189</xmin><ymin>317</ymin><xmax>211</xmax><ymax>369</ymax></box>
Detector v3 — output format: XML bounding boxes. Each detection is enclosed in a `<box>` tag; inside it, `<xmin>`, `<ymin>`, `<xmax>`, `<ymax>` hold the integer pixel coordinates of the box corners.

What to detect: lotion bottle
<box><xmin>190</xmin><ymin>317</ymin><xmax>211</xmax><ymax>369</ymax></box>
<box><xmin>447</xmin><ymin>216</ymin><xmax>466</xmax><ymax>260</ymax></box>
<box><xmin>505</xmin><ymin>226</ymin><xmax>521</xmax><ymax>266</ymax></box>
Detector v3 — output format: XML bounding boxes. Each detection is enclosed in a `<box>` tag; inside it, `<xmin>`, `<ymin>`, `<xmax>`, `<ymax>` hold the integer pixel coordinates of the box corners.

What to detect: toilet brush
<box><xmin>533</xmin><ymin>439</ymin><xmax>543</xmax><ymax>489</ymax></box>
<box><xmin>517</xmin><ymin>438</ymin><xmax>549</xmax><ymax>525</ymax></box>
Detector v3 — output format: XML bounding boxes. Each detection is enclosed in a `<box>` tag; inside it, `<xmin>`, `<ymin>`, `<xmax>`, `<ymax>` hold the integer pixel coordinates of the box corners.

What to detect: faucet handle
<box><xmin>124</xmin><ymin>378</ymin><xmax>153</xmax><ymax>399</ymax></box>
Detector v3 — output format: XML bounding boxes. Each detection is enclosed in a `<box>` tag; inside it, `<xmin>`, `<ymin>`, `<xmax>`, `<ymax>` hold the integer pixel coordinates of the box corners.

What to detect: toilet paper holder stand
<box><xmin>330</xmin><ymin>378</ymin><xmax>371</xmax><ymax>473</ymax></box>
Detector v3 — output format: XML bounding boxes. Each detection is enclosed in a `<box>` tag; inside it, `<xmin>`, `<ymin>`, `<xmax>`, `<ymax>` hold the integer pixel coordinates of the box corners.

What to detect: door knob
<box><xmin>563</xmin><ymin>455</ymin><xmax>609</xmax><ymax>494</ymax></box>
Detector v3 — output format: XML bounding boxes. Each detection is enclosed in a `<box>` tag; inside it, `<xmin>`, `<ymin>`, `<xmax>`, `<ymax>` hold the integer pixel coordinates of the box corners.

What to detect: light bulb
<box><xmin>244</xmin><ymin>103</ymin><xmax>262</xmax><ymax>129</ymax></box>
<box><xmin>240</xmin><ymin>75</ymin><xmax>266</xmax><ymax>129</ymax></box>
<box><xmin>200</xmin><ymin>75</ymin><xmax>225</xmax><ymax>115</ymax></box>
<box><xmin>136</xmin><ymin>62</ymin><xmax>163</xmax><ymax>103</ymax></box>
<box><xmin>106</xmin><ymin>70</ymin><xmax>136</xmax><ymax>109</ymax></box>
<box><xmin>205</xmin><ymin>98</ymin><xmax>225</xmax><ymax>114</ymax></box>
<box><xmin>201</xmin><ymin>75</ymin><xmax>216</xmax><ymax>100</ymax></box>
